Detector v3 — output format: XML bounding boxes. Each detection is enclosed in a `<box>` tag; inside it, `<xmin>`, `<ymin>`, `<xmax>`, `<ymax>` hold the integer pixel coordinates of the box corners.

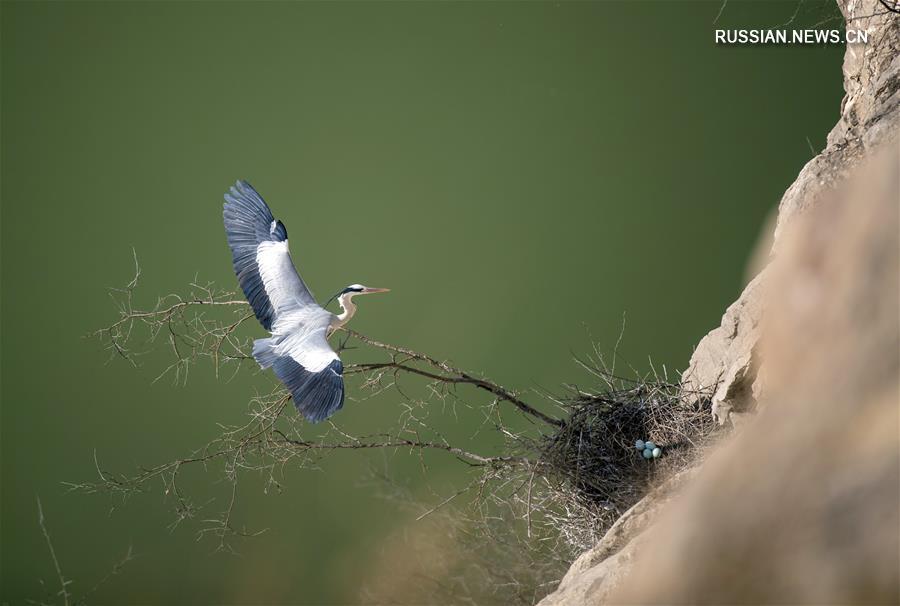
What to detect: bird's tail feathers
<box><xmin>252</xmin><ymin>338</ymin><xmax>278</xmax><ymax>369</ymax></box>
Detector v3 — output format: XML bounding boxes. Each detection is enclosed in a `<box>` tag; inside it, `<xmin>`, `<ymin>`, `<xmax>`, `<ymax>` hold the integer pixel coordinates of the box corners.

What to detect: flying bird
<box><xmin>223</xmin><ymin>181</ymin><xmax>389</xmax><ymax>422</ymax></box>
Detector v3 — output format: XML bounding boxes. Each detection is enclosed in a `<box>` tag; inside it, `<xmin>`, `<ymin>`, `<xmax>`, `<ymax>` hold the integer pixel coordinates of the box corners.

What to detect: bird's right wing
<box><xmin>223</xmin><ymin>180</ymin><xmax>317</xmax><ymax>330</ymax></box>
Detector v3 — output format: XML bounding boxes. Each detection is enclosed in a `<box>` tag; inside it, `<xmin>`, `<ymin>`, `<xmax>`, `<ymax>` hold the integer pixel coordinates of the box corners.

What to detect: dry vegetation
<box><xmin>79</xmin><ymin>256</ymin><xmax>719</xmax><ymax>602</ymax></box>
<box><xmin>534</xmin><ymin>365</ymin><xmax>719</xmax><ymax>550</ymax></box>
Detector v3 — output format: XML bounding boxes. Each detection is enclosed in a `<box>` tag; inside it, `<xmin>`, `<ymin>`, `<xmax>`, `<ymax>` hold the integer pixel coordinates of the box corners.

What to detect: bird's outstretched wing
<box><xmin>224</xmin><ymin>180</ymin><xmax>344</xmax><ymax>422</ymax></box>
<box><xmin>223</xmin><ymin>180</ymin><xmax>317</xmax><ymax>330</ymax></box>
<box><xmin>253</xmin><ymin>329</ymin><xmax>344</xmax><ymax>423</ymax></box>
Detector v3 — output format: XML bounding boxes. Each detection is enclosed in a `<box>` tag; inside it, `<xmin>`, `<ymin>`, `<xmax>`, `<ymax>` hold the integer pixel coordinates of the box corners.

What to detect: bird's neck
<box><xmin>332</xmin><ymin>292</ymin><xmax>357</xmax><ymax>330</ymax></box>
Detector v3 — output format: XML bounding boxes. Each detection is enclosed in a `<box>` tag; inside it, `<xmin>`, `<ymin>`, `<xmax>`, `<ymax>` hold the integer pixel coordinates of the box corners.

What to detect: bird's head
<box><xmin>325</xmin><ymin>284</ymin><xmax>390</xmax><ymax>308</ymax></box>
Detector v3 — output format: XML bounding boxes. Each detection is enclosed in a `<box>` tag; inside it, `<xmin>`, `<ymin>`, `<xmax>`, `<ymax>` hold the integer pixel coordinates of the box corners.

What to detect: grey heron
<box><xmin>223</xmin><ymin>180</ymin><xmax>389</xmax><ymax>422</ymax></box>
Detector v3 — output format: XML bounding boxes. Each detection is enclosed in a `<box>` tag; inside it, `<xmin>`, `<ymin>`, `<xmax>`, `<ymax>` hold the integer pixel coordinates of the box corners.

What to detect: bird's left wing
<box><xmin>223</xmin><ymin>180</ymin><xmax>317</xmax><ymax>331</ymax></box>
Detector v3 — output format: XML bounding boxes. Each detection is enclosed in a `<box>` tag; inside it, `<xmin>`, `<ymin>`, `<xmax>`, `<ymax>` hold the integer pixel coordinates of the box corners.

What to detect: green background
<box><xmin>2</xmin><ymin>1</ymin><xmax>844</xmax><ymax>604</ymax></box>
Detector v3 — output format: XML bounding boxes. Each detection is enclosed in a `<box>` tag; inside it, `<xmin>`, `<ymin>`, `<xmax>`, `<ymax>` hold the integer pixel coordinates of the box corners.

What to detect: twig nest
<box><xmin>642</xmin><ymin>448</ymin><xmax>653</xmax><ymax>459</ymax></box>
<box><xmin>644</xmin><ymin>441</ymin><xmax>656</xmax><ymax>450</ymax></box>
<box><xmin>652</xmin><ymin>447</ymin><xmax>662</xmax><ymax>458</ymax></box>
<box><xmin>634</xmin><ymin>439</ymin><xmax>646</xmax><ymax>450</ymax></box>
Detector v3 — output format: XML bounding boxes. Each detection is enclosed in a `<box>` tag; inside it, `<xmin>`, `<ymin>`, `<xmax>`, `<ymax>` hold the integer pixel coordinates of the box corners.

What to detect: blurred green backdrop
<box><xmin>2</xmin><ymin>1</ymin><xmax>844</xmax><ymax>604</ymax></box>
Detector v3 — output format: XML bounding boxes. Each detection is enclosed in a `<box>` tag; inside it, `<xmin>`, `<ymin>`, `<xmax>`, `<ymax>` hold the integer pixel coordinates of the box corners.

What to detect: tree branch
<box><xmin>272</xmin><ymin>430</ymin><xmax>529</xmax><ymax>467</ymax></box>
<box><xmin>343</xmin><ymin>329</ymin><xmax>565</xmax><ymax>428</ymax></box>
<box><xmin>37</xmin><ymin>497</ymin><xmax>70</xmax><ymax>606</ymax></box>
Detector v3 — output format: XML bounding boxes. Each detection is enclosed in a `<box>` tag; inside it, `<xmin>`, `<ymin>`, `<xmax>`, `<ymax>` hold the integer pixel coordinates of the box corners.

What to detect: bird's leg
<box><xmin>335</xmin><ymin>332</ymin><xmax>356</xmax><ymax>354</ymax></box>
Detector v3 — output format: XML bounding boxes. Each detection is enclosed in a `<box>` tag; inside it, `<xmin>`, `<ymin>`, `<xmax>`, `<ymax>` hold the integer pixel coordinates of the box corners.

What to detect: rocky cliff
<box><xmin>539</xmin><ymin>2</ymin><xmax>899</xmax><ymax>603</ymax></box>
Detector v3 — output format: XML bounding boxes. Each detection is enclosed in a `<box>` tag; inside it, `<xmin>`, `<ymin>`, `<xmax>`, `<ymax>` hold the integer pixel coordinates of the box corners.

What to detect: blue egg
<box><xmin>645</xmin><ymin>441</ymin><xmax>656</xmax><ymax>450</ymax></box>
<box><xmin>652</xmin><ymin>447</ymin><xmax>662</xmax><ymax>458</ymax></box>
<box><xmin>642</xmin><ymin>448</ymin><xmax>653</xmax><ymax>459</ymax></box>
<box><xmin>635</xmin><ymin>440</ymin><xmax>645</xmax><ymax>450</ymax></box>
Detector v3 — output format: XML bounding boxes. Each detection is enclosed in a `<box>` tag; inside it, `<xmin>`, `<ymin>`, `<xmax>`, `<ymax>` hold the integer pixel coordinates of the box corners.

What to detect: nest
<box><xmin>537</xmin><ymin>370</ymin><xmax>718</xmax><ymax>537</ymax></box>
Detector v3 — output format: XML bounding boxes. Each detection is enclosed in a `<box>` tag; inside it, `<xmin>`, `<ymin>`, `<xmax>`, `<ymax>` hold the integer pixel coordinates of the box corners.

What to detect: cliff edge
<box><xmin>539</xmin><ymin>2</ymin><xmax>899</xmax><ymax>604</ymax></box>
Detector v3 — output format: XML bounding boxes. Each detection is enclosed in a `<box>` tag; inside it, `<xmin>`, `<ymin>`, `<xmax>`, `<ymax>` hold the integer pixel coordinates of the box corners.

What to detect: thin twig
<box><xmin>344</xmin><ymin>329</ymin><xmax>564</xmax><ymax>428</ymax></box>
<box><xmin>37</xmin><ymin>497</ymin><xmax>70</xmax><ymax>606</ymax></box>
<box><xmin>272</xmin><ymin>430</ymin><xmax>529</xmax><ymax>467</ymax></box>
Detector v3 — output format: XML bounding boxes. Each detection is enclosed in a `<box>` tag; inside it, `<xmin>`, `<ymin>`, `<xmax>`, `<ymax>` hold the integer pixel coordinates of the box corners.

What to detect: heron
<box><xmin>223</xmin><ymin>180</ymin><xmax>389</xmax><ymax>422</ymax></box>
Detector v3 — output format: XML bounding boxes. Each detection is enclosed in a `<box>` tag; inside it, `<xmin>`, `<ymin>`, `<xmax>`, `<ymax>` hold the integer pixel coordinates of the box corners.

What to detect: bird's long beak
<box><xmin>362</xmin><ymin>287</ymin><xmax>390</xmax><ymax>294</ymax></box>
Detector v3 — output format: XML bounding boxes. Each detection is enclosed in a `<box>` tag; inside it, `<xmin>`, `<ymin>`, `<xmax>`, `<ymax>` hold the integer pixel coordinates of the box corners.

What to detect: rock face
<box><xmin>682</xmin><ymin>0</ymin><xmax>899</xmax><ymax>425</ymax></box>
<box><xmin>681</xmin><ymin>270</ymin><xmax>766</xmax><ymax>425</ymax></box>
<box><xmin>612</xmin><ymin>143</ymin><xmax>898</xmax><ymax>606</ymax></box>
<box><xmin>539</xmin><ymin>2</ymin><xmax>899</xmax><ymax>603</ymax></box>
<box><xmin>538</xmin><ymin>469</ymin><xmax>698</xmax><ymax>606</ymax></box>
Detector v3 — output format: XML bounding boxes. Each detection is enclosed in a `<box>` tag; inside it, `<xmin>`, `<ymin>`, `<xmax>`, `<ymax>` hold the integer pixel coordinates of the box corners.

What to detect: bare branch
<box><xmin>343</xmin><ymin>329</ymin><xmax>564</xmax><ymax>428</ymax></box>
<box><xmin>36</xmin><ymin>497</ymin><xmax>71</xmax><ymax>606</ymax></box>
<box><xmin>85</xmin><ymin>260</ymin><xmax>715</xmax><ymax>600</ymax></box>
<box><xmin>272</xmin><ymin>430</ymin><xmax>529</xmax><ymax>467</ymax></box>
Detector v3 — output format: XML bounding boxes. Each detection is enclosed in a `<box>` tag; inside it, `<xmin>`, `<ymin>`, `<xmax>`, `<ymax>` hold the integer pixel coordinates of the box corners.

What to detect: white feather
<box><xmin>271</xmin><ymin>307</ymin><xmax>339</xmax><ymax>373</ymax></box>
<box><xmin>254</xmin><ymin>240</ymin><xmax>341</xmax><ymax>372</ymax></box>
<box><xmin>256</xmin><ymin>240</ymin><xmax>317</xmax><ymax>313</ymax></box>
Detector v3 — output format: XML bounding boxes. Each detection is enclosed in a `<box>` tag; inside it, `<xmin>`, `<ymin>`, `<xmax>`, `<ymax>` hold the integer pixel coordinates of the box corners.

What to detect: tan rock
<box><xmin>541</xmin><ymin>2</ymin><xmax>899</xmax><ymax>603</ymax></box>
<box><xmin>680</xmin><ymin>0</ymin><xmax>899</xmax><ymax>425</ymax></box>
<box><xmin>682</xmin><ymin>271</ymin><xmax>765</xmax><ymax>424</ymax></box>
<box><xmin>612</xmin><ymin>141</ymin><xmax>899</xmax><ymax>606</ymax></box>
<box><xmin>538</xmin><ymin>468</ymin><xmax>698</xmax><ymax>606</ymax></box>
